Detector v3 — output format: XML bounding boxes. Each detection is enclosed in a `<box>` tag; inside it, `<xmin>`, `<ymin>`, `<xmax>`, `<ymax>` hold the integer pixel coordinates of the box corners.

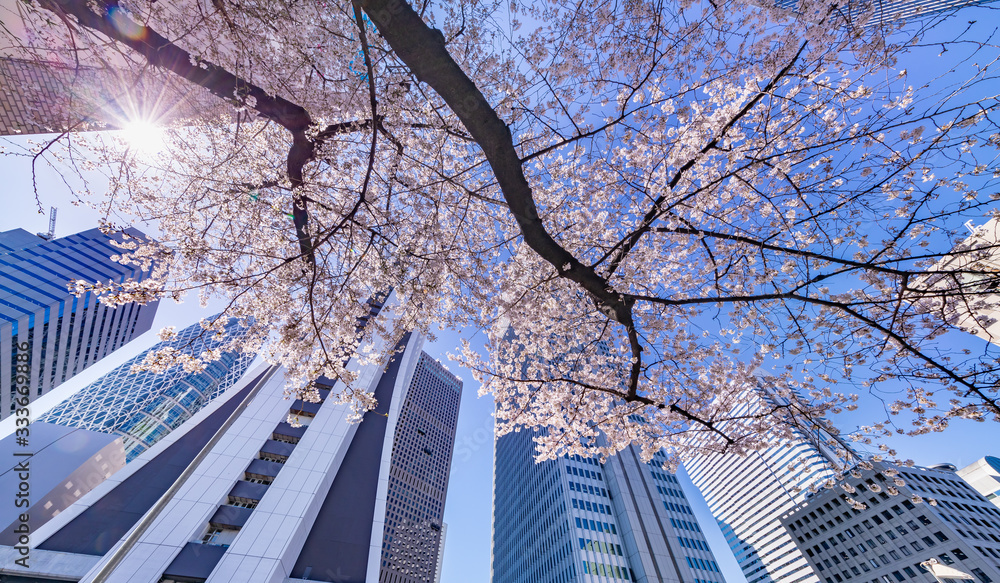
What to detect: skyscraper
<box><xmin>1</xmin><ymin>227</ymin><xmax>159</xmax><ymax>419</ymax></box>
<box><xmin>492</xmin><ymin>427</ymin><xmax>728</xmax><ymax>583</ymax></box>
<box><xmin>0</xmin><ymin>294</ymin><xmax>462</xmax><ymax>583</ymax></box>
<box><xmin>920</xmin><ymin>218</ymin><xmax>1000</xmax><ymax>345</ymax></box>
<box><xmin>684</xmin><ymin>383</ymin><xmax>846</xmax><ymax>583</ymax></box>
<box><xmin>38</xmin><ymin>316</ymin><xmax>255</xmax><ymax>461</ymax></box>
<box><xmin>957</xmin><ymin>457</ymin><xmax>1000</xmax><ymax>509</ymax></box>
<box><xmin>778</xmin><ymin>460</ymin><xmax>1000</xmax><ymax>583</ymax></box>
<box><xmin>380</xmin><ymin>352</ymin><xmax>462</xmax><ymax>583</ymax></box>
<box><xmin>772</xmin><ymin>0</ymin><xmax>998</xmax><ymax>25</ymax></box>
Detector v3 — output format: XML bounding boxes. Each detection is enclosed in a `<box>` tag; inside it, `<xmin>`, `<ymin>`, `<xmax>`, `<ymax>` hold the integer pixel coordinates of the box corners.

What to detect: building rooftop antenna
<box><xmin>36</xmin><ymin>206</ymin><xmax>57</xmax><ymax>240</ymax></box>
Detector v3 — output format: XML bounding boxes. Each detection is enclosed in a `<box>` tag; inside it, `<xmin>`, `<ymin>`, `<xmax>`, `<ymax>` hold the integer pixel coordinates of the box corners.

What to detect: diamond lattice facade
<box><xmin>38</xmin><ymin>316</ymin><xmax>254</xmax><ymax>461</ymax></box>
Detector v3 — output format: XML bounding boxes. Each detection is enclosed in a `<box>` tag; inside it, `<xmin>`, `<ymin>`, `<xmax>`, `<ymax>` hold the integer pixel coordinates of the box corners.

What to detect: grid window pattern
<box><xmin>39</xmin><ymin>317</ymin><xmax>253</xmax><ymax>460</ymax></box>
<box><xmin>379</xmin><ymin>353</ymin><xmax>462</xmax><ymax>583</ymax></box>
<box><xmin>685</xmin><ymin>383</ymin><xmax>844</xmax><ymax>583</ymax></box>
<box><xmin>2</xmin><ymin>228</ymin><xmax>158</xmax><ymax>418</ymax></box>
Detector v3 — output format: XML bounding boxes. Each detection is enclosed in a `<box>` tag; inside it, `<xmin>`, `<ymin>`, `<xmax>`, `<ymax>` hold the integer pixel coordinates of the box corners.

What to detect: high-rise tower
<box><xmin>0</xmin><ymin>227</ymin><xmax>158</xmax><ymax>418</ymax></box>
<box><xmin>492</xmin><ymin>427</ymin><xmax>729</xmax><ymax>583</ymax></box>
<box><xmin>379</xmin><ymin>352</ymin><xmax>462</xmax><ymax>583</ymax></box>
<box><xmin>684</xmin><ymin>383</ymin><xmax>847</xmax><ymax>583</ymax></box>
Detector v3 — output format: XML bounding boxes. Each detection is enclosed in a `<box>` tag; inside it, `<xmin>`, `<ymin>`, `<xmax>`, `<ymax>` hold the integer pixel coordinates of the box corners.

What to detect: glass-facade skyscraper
<box><xmin>0</xmin><ymin>227</ymin><xmax>158</xmax><ymax>419</ymax></box>
<box><xmin>38</xmin><ymin>316</ymin><xmax>255</xmax><ymax>461</ymax></box>
<box><xmin>684</xmin><ymin>383</ymin><xmax>847</xmax><ymax>583</ymax></box>
<box><xmin>492</xmin><ymin>428</ymin><xmax>728</xmax><ymax>583</ymax></box>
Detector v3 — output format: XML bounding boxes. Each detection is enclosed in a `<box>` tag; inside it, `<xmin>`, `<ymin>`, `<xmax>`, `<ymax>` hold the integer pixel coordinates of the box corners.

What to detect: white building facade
<box><xmin>957</xmin><ymin>457</ymin><xmax>1000</xmax><ymax>510</ymax></box>
<box><xmin>0</xmin><ymin>293</ymin><xmax>460</xmax><ymax>583</ymax></box>
<box><xmin>684</xmin><ymin>385</ymin><xmax>846</xmax><ymax>583</ymax></box>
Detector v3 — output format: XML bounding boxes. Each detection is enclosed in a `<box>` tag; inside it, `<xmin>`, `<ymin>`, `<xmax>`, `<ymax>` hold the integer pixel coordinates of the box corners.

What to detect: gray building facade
<box><xmin>779</xmin><ymin>462</ymin><xmax>1000</xmax><ymax>583</ymax></box>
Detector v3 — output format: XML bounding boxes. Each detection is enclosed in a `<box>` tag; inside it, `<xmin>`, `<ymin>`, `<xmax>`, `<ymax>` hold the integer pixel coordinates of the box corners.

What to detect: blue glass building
<box><xmin>38</xmin><ymin>316</ymin><xmax>255</xmax><ymax>461</ymax></box>
<box><xmin>0</xmin><ymin>227</ymin><xmax>158</xmax><ymax>418</ymax></box>
<box><xmin>492</xmin><ymin>427</ymin><xmax>728</xmax><ymax>583</ymax></box>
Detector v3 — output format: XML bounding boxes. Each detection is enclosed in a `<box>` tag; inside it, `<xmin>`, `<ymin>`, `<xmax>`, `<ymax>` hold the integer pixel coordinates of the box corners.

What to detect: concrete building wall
<box><xmin>779</xmin><ymin>462</ymin><xmax>1000</xmax><ymax>583</ymax></box>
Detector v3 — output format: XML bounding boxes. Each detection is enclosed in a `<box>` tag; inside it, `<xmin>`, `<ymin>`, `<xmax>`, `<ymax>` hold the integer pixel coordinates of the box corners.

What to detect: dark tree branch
<box><xmin>358</xmin><ymin>0</ymin><xmax>645</xmax><ymax>398</ymax></box>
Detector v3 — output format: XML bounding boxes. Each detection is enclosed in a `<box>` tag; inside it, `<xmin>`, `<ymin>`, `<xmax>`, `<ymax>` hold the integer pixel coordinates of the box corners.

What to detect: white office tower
<box><xmin>0</xmin><ymin>293</ymin><xmax>460</xmax><ymax>583</ymax></box>
<box><xmin>684</xmin><ymin>383</ymin><xmax>847</xmax><ymax>583</ymax></box>
<box><xmin>492</xmin><ymin>426</ymin><xmax>728</xmax><ymax>583</ymax></box>
<box><xmin>958</xmin><ymin>457</ymin><xmax>1000</xmax><ymax>510</ymax></box>
<box><xmin>921</xmin><ymin>218</ymin><xmax>1000</xmax><ymax>345</ymax></box>
<box><xmin>778</xmin><ymin>461</ymin><xmax>1000</xmax><ymax>583</ymax></box>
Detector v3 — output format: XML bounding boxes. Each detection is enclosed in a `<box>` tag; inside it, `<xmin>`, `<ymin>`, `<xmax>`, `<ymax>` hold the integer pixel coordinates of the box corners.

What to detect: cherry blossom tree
<box><xmin>5</xmin><ymin>0</ymin><xmax>1000</xmax><ymax>463</ymax></box>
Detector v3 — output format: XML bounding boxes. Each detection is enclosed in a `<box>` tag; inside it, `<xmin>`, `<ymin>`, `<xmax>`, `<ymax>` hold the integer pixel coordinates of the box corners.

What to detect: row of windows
<box><xmin>685</xmin><ymin>556</ymin><xmax>721</xmax><ymax>573</ymax></box>
<box><xmin>572</xmin><ymin>498</ymin><xmax>612</xmax><ymax>515</ymax></box>
<box><xmin>575</xmin><ymin>516</ymin><xmax>618</xmax><ymax>535</ymax></box>
<box><xmin>810</xmin><ymin>526</ymin><xmax>949</xmax><ymax>565</ymax></box>
<box><xmin>581</xmin><ymin>561</ymin><xmax>631</xmax><ymax>579</ymax></box>
<box><xmin>670</xmin><ymin>517</ymin><xmax>702</xmax><ymax>533</ymax></box>
<box><xmin>569</xmin><ymin>454</ymin><xmax>601</xmax><ymax>467</ymax></box>
<box><xmin>569</xmin><ymin>480</ymin><xmax>609</xmax><ymax>498</ymax></box>
<box><xmin>579</xmin><ymin>537</ymin><xmax>624</xmax><ymax>556</ymax></box>
<box><xmin>939</xmin><ymin>509</ymin><xmax>1000</xmax><ymax>539</ymax></box>
<box><xmin>657</xmin><ymin>484</ymin><xmax>686</xmax><ymax>499</ymax></box>
<box><xmin>651</xmin><ymin>470</ymin><xmax>679</xmax><ymax>485</ymax></box>
<box><xmin>567</xmin><ymin>464</ymin><xmax>603</xmax><ymax>481</ymax></box>
<box><xmin>934</xmin><ymin>497</ymin><xmax>1000</xmax><ymax>524</ymax></box>
<box><xmin>824</xmin><ymin>561</ymin><xmax>992</xmax><ymax>583</ymax></box>
<box><xmin>679</xmin><ymin>536</ymin><xmax>711</xmax><ymax>552</ymax></box>
<box><xmin>665</xmin><ymin>500</ymin><xmax>694</xmax><ymax>515</ymax></box>
<box><xmin>974</xmin><ymin>544</ymin><xmax>1000</xmax><ymax>560</ymax></box>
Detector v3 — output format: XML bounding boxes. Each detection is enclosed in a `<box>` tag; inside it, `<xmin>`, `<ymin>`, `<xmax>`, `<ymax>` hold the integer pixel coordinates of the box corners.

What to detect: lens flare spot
<box><xmin>108</xmin><ymin>7</ymin><xmax>147</xmax><ymax>41</ymax></box>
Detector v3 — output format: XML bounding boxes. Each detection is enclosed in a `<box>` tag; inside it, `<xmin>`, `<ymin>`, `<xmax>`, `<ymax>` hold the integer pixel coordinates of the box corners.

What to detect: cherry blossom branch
<box><xmin>596</xmin><ymin>39</ymin><xmax>810</xmax><ymax>278</ymax></box>
<box><xmin>357</xmin><ymin>0</ymin><xmax>646</xmax><ymax>392</ymax></box>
